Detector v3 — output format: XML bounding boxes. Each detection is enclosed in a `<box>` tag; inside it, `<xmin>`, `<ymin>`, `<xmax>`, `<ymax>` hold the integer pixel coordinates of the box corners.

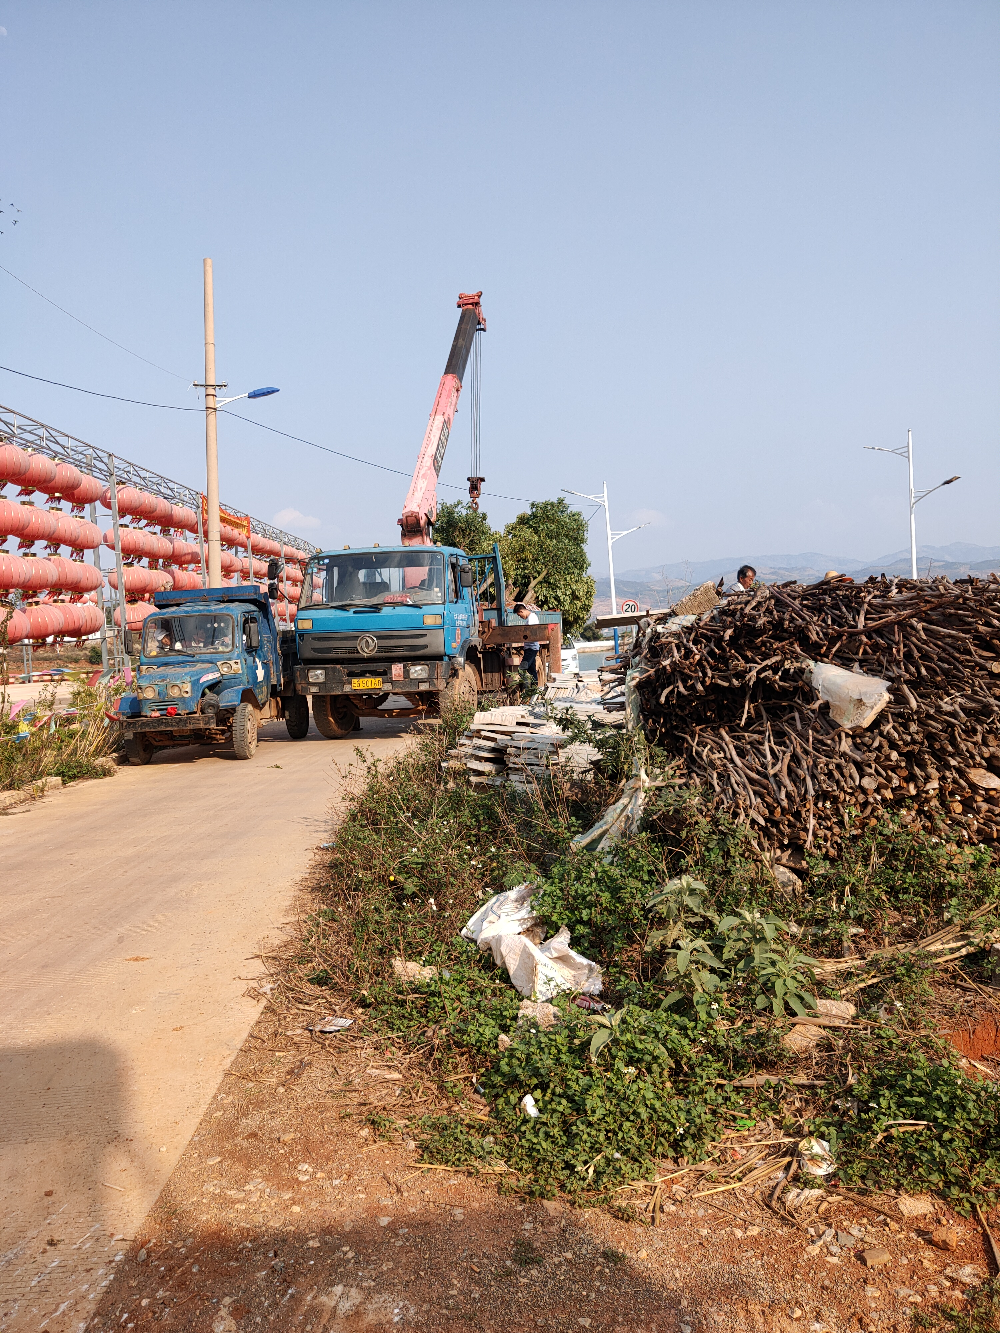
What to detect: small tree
<box><xmin>498</xmin><ymin>498</ymin><xmax>595</xmax><ymax>635</ymax></box>
<box><xmin>432</xmin><ymin>501</ymin><xmax>497</xmax><ymax>554</ymax></box>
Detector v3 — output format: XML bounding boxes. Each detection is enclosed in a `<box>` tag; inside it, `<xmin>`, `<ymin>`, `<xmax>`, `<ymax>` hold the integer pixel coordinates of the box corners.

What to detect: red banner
<box><xmin>200</xmin><ymin>495</ymin><xmax>251</xmax><ymax>540</ymax></box>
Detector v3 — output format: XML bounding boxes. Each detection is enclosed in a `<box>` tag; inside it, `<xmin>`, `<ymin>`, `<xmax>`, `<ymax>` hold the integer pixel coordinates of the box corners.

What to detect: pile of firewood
<box><xmin>625</xmin><ymin>577</ymin><xmax>1000</xmax><ymax>856</ymax></box>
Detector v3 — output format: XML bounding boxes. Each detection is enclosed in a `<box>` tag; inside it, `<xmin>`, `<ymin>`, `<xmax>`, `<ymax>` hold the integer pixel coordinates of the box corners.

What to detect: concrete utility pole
<box><xmin>203</xmin><ymin>258</ymin><xmax>222</xmax><ymax>589</ymax></box>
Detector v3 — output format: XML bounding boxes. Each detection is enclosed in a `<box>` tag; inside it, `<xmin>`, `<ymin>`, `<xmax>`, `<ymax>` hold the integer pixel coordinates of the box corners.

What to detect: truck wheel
<box><xmin>312</xmin><ymin>695</ymin><xmax>355</xmax><ymax>739</ymax></box>
<box><xmin>233</xmin><ymin>701</ymin><xmax>260</xmax><ymax>759</ymax></box>
<box><xmin>439</xmin><ymin>662</ymin><xmax>479</xmax><ymax>711</ymax></box>
<box><xmin>124</xmin><ymin>734</ymin><xmax>153</xmax><ymax>766</ymax></box>
<box><xmin>284</xmin><ymin>695</ymin><xmax>310</xmax><ymax>740</ymax></box>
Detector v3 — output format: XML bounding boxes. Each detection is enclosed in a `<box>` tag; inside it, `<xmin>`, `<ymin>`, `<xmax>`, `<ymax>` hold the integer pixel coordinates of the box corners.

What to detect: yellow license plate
<box><xmin>351</xmin><ymin>677</ymin><xmax>383</xmax><ymax>690</ymax></box>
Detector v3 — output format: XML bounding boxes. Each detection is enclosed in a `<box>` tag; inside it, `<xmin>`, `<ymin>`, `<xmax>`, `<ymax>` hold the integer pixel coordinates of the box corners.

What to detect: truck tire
<box><xmin>312</xmin><ymin>695</ymin><xmax>355</xmax><ymax>739</ymax></box>
<box><xmin>124</xmin><ymin>734</ymin><xmax>154</xmax><ymax>766</ymax></box>
<box><xmin>284</xmin><ymin>695</ymin><xmax>310</xmax><ymax>740</ymax></box>
<box><xmin>233</xmin><ymin>701</ymin><xmax>260</xmax><ymax>759</ymax></box>
<box><xmin>439</xmin><ymin>662</ymin><xmax>479</xmax><ymax>711</ymax></box>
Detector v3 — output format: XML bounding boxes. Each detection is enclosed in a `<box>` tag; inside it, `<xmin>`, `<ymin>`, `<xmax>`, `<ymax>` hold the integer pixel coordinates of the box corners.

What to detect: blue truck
<box><xmin>114</xmin><ymin>546</ymin><xmax>562</xmax><ymax>761</ymax></box>
<box><xmin>288</xmin><ymin>540</ymin><xmax>562</xmax><ymax>737</ymax></box>
<box><xmin>115</xmin><ymin>585</ymin><xmax>287</xmax><ymax>763</ymax></box>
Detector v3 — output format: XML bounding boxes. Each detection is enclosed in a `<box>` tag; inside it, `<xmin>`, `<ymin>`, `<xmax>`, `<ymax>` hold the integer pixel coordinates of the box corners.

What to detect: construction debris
<box><xmin>392</xmin><ymin>958</ymin><xmax>439</xmax><ymax>982</ymax></box>
<box><xmin>444</xmin><ymin>704</ymin><xmax>601</xmax><ymax>788</ymax></box>
<box><xmin>626</xmin><ymin>577</ymin><xmax>1000</xmax><ymax>854</ymax></box>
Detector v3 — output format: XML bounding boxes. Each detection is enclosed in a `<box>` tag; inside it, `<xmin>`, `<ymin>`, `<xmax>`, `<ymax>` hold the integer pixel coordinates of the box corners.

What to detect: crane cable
<box><xmin>467</xmin><ymin>328</ymin><xmax>484</xmax><ymax>509</ymax></box>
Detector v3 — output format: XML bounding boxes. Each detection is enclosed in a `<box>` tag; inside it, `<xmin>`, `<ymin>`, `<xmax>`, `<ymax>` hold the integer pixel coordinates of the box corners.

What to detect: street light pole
<box><xmin>864</xmin><ymin>431</ymin><xmax>960</xmax><ymax>580</ymax></box>
<box><xmin>195</xmin><ymin>260</ymin><xmax>279</xmax><ymax>589</ymax></box>
<box><xmin>563</xmin><ymin>482</ymin><xmax>649</xmax><ymax>617</ymax></box>
<box><xmin>203</xmin><ymin>258</ymin><xmax>222</xmax><ymax>589</ymax></box>
<box><xmin>906</xmin><ymin>428</ymin><xmax>917</xmax><ymax>580</ymax></box>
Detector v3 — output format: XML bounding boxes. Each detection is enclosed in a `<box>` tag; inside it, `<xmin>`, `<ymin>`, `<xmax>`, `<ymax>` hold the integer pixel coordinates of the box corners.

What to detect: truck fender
<box><xmin>118</xmin><ymin>693</ymin><xmax>141</xmax><ymax>717</ymax></box>
<box><xmin>452</xmin><ymin>634</ymin><xmax>482</xmax><ymax>671</ymax></box>
<box><xmin>217</xmin><ymin>685</ymin><xmax>265</xmax><ymax>710</ymax></box>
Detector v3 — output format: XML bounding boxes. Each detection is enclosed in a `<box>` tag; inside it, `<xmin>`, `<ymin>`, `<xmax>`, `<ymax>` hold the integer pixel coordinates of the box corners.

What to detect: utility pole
<box><xmin>203</xmin><ymin>258</ymin><xmax>222</xmax><ymax>589</ymax></box>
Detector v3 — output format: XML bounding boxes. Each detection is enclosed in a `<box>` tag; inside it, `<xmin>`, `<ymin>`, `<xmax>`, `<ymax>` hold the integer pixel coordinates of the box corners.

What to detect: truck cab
<box><xmin>116</xmin><ymin>586</ymin><xmax>285</xmax><ymax>763</ymax></box>
<box><xmin>286</xmin><ymin>542</ymin><xmax>562</xmax><ymax>736</ymax></box>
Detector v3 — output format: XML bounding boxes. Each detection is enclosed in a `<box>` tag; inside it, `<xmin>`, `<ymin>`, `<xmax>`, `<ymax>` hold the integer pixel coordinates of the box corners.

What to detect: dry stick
<box><xmin>974</xmin><ymin>1201</ymin><xmax>1000</xmax><ymax>1275</ymax></box>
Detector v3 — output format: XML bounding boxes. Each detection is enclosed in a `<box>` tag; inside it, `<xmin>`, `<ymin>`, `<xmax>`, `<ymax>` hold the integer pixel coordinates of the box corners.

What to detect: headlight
<box><xmin>423</xmin><ymin>614</ymin><xmax>442</xmax><ymax>626</ymax></box>
<box><xmin>142</xmin><ymin>685</ymin><xmax>157</xmax><ymax>699</ymax></box>
<box><xmin>408</xmin><ymin>664</ymin><xmax>429</xmax><ymax>679</ymax></box>
<box><xmin>219</xmin><ymin>661</ymin><xmax>232</xmax><ymax>674</ymax></box>
<box><xmin>219</xmin><ymin>660</ymin><xmax>241</xmax><ymax>675</ymax></box>
<box><xmin>167</xmin><ymin>684</ymin><xmax>183</xmax><ymax>698</ymax></box>
<box><xmin>308</xmin><ymin>668</ymin><xmax>325</xmax><ymax>683</ymax></box>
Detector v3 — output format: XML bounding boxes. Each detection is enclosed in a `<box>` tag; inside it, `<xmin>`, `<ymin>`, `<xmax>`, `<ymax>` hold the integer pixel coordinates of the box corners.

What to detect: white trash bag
<box><xmin>462</xmin><ymin>886</ymin><xmax>603</xmax><ymax>1001</ymax></box>
<box><xmin>807</xmin><ymin>661</ymin><xmax>891</xmax><ymax>730</ymax></box>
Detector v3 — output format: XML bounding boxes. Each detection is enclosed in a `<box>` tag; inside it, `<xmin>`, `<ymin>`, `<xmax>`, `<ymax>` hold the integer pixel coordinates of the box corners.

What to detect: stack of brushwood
<box><xmin>627</xmin><ymin>576</ymin><xmax>1000</xmax><ymax>855</ymax></box>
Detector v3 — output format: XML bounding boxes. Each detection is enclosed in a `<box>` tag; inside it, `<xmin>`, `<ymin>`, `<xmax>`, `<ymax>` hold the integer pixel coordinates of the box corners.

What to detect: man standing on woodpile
<box><xmin>727</xmin><ymin>564</ymin><xmax>756</xmax><ymax>594</ymax></box>
<box><xmin>513</xmin><ymin>602</ymin><xmax>541</xmax><ymax>683</ymax></box>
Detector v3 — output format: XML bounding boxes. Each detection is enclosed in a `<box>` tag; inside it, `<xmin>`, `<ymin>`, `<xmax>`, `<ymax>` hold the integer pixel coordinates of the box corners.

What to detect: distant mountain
<box><xmin>591</xmin><ymin>543</ymin><xmax>1000</xmax><ymax>618</ymax></box>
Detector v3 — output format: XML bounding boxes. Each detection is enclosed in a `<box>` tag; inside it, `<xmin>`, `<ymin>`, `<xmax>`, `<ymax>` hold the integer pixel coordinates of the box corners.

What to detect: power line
<box><xmin>0</xmin><ymin>262</ymin><xmax>189</xmax><ymax>381</ymax></box>
<box><xmin>0</xmin><ymin>361</ymin><xmax>532</xmax><ymax>504</ymax></box>
<box><xmin>0</xmin><ymin>362</ymin><xmax>200</xmax><ymax>408</ymax></box>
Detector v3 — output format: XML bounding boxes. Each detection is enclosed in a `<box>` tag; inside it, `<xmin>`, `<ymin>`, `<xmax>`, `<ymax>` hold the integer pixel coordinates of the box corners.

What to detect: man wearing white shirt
<box><xmin>727</xmin><ymin>564</ymin><xmax>756</xmax><ymax>595</ymax></box>
<box><xmin>513</xmin><ymin>602</ymin><xmax>541</xmax><ymax>683</ymax></box>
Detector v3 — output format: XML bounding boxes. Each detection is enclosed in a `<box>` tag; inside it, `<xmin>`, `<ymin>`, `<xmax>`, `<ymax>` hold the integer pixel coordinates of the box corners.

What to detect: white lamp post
<box><xmin>563</xmin><ymin>483</ymin><xmax>648</xmax><ymax>655</ymax></box>
<box><xmin>865</xmin><ymin>430</ymin><xmax>960</xmax><ymax>579</ymax></box>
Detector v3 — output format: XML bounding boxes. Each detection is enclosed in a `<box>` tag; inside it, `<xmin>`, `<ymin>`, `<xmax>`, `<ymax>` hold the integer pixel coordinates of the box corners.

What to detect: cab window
<box><xmin>447</xmin><ymin>558</ymin><xmax>461</xmax><ymax>602</ymax></box>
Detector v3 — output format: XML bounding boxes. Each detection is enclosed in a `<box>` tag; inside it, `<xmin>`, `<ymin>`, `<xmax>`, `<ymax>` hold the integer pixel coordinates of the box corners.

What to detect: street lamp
<box><xmin>864</xmin><ymin>430</ymin><xmax>960</xmax><ymax>579</ymax></box>
<box><xmin>195</xmin><ymin>258</ymin><xmax>280</xmax><ymax>587</ymax></box>
<box><xmin>563</xmin><ymin>482</ymin><xmax>649</xmax><ymax>654</ymax></box>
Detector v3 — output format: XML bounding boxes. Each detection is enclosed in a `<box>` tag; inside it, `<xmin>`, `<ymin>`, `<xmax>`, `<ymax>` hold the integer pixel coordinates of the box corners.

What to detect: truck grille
<box><xmin>299</xmin><ymin>628</ymin><xmax>445</xmax><ymax>662</ymax></box>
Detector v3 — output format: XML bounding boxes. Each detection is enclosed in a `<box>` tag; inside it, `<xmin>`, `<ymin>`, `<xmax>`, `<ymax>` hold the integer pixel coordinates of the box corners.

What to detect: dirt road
<box><xmin>0</xmin><ymin>717</ymin><xmax>411</xmax><ymax>1331</ymax></box>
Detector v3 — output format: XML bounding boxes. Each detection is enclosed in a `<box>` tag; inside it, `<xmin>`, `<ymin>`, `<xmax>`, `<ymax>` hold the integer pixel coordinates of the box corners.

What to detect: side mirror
<box><xmin>247</xmin><ymin>621</ymin><xmax>261</xmax><ymax>652</ymax></box>
<box><xmin>459</xmin><ymin>566</ymin><xmax>474</xmax><ymax>587</ymax></box>
<box><xmin>123</xmin><ymin>629</ymin><xmax>136</xmax><ymax>656</ymax></box>
<box><xmin>268</xmin><ymin>581</ymin><xmax>279</xmax><ymax>600</ymax></box>
<box><xmin>267</xmin><ymin>559</ymin><xmax>280</xmax><ymax>580</ymax></box>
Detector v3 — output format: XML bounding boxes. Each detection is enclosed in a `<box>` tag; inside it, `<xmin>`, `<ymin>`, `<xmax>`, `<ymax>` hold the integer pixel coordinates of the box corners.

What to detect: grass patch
<box><xmin>0</xmin><ymin>679</ymin><xmax>121</xmax><ymax>793</ymax></box>
<box><xmin>290</xmin><ymin>703</ymin><xmax>1000</xmax><ymax>1210</ymax></box>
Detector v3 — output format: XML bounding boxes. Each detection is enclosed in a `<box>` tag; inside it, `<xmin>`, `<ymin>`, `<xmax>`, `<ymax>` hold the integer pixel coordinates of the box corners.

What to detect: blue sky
<box><xmin>1</xmin><ymin>1</ymin><xmax>996</xmax><ymax>574</ymax></box>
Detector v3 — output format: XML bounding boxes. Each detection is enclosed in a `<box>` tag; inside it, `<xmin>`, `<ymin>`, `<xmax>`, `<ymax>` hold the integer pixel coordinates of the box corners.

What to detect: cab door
<box><xmin>242</xmin><ymin>612</ymin><xmax>269</xmax><ymax>705</ymax></box>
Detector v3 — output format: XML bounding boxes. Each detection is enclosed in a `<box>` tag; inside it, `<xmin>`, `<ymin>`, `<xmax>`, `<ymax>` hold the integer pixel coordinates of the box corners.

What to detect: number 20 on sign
<box><xmin>620</xmin><ymin>601</ymin><xmax>640</xmax><ymax>614</ymax></box>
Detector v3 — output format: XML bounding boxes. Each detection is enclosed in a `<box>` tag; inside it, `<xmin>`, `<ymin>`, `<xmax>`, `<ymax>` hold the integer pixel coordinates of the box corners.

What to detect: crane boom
<box><xmin>398</xmin><ymin>291</ymin><xmax>486</xmax><ymax>546</ymax></box>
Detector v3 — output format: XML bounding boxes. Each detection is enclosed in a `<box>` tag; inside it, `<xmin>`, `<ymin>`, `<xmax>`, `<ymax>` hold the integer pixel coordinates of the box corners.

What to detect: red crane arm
<box><xmin>398</xmin><ymin>292</ymin><xmax>486</xmax><ymax>546</ymax></box>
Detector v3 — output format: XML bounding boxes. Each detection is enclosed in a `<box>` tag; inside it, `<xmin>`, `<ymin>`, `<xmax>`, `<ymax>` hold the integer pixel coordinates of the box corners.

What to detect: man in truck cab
<box><xmin>513</xmin><ymin>602</ymin><xmax>541</xmax><ymax>683</ymax></box>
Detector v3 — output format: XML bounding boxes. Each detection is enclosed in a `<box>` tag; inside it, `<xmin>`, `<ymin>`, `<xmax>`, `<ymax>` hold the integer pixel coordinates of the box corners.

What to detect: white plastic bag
<box><xmin>461</xmin><ymin>883</ymin><xmax>538</xmax><ymax>948</ymax></box>
<box><xmin>807</xmin><ymin>662</ymin><xmax>891</xmax><ymax>729</ymax></box>
<box><xmin>462</xmin><ymin>888</ymin><xmax>603</xmax><ymax>1001</ymax></box>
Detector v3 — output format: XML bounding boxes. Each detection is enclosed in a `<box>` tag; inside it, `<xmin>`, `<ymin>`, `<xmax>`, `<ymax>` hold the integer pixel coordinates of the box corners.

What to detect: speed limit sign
<box><xmin>620</xmin><ymin>600</ymin><xmax>640</xmax><ymax>614</ymax></box>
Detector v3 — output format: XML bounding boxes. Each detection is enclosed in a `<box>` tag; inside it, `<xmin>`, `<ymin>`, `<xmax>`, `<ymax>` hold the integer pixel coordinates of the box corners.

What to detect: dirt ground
<box><xmin>77</xmin><ymin>931</ymin><xmax>996</xmax><ymax>1333</ymax></box>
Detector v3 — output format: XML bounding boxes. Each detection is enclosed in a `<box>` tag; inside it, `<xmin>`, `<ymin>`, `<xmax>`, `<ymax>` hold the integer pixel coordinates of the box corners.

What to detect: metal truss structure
<box><xmin>0</xmin><ymin>403</ymin><xmax>320</xmax><ymax>554</ymax></box>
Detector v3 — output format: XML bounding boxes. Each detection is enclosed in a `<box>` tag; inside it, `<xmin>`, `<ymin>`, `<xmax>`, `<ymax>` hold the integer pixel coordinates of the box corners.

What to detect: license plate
<box><xmin>351</xmin><ymin>677</ymin><xmax>383</xmax><ymax>690</ymax></box>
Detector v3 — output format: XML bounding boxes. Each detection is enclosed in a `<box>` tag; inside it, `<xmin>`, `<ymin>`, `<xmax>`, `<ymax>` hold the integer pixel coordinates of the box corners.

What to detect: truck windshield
<box><xmin>142</xmin><ymin>614</ymin><xmax>235</xmax><ymax>657</ymax></box>
<box><xmin>300</xmin><ymin>551</ymin><xmax>445</xmax><ymax>608</ymax></box>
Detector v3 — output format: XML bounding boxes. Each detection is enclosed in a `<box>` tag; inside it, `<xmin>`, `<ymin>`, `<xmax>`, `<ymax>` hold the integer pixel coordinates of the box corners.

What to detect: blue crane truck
<box><xmin>114</xmin><ymin>545</ymin><xmax>562</xmax><ymax>761</ymax></box>
<box><xmin>285</xmin><ymin>540</ymin><xmax>562</xmax><ymax>738</ymax></box>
